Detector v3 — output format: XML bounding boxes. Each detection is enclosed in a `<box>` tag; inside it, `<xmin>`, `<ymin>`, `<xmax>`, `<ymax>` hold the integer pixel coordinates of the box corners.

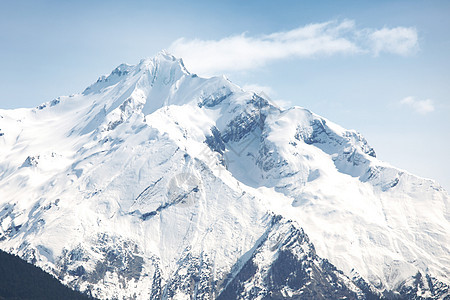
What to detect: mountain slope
<box><xmin>0</xmin><ymin>51</ymin><xmax>448</xmax><ymax>299</ymax></box>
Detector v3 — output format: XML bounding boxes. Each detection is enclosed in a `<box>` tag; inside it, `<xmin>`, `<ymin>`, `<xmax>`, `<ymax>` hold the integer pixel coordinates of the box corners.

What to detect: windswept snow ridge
<box><xmin>0</xmin><ymin>52</ymin><xmax>448</xmax><ymax>299</ymax></box>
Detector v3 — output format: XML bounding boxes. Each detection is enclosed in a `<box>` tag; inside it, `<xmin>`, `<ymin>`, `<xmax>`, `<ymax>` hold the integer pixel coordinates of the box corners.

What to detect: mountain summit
<box><xmin>0</xmin><ymin>52</ymin><xmax>448</xmax><ymax>299</ymax></box>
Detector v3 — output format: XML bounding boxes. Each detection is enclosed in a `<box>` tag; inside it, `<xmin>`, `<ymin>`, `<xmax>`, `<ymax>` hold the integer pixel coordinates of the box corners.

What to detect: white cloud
<box><xmin>369</xmin><ymin>27</ymin><xmax>418</xmax><ymax>56</ymax></box>
<box><xmin>271</xmin><ymin>99</ymin><xmax>292</xmax><ymax>109</ymax></box>
<box><xmin>241</xmin><ymin>83</ymin><xmax>291</xmax><ymax>108</ymax></box>
<box><xmin>400</xmin><ymin>96</ymin><xmax>435</xmax><ymax>114</ymax></box>
<box><xmin>242</xmin><ymin>84</ymin><xmax>275</xmax><ymax>97</ymax></box>
<box><xmin>168</xmin><ymin>20</ymin><xmax>418</xmax><ymax>75</ymax></box>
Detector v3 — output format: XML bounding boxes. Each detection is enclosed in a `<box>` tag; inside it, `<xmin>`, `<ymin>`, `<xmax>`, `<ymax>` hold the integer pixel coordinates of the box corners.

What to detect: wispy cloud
<box><xmin>169</xmin><ymin>20</ymin><xmax>418</xmax><ymax>75</ymax></box>
<box><xmin>242</xmin><ymin>84</ymin><xmax>275</xmax><ymax>97</ymax></box>
<box><xmin>242</xmin><ymin>83</ymin><xmax>292</xmax><ymax>109</ymax></box>
<box><xmin>369</xmin><ymin>27</ymin><xmax>418</xmax><ymax>56</ymax></box>
<box><xmin>271</xmin><ymin>99</ymin><xmax>292</xmax><ymax>109</ymax></box>
<box><xmin>400</xmin><ymin>96</ymin><xmax>435</xmax><ymax>114</ymax></box>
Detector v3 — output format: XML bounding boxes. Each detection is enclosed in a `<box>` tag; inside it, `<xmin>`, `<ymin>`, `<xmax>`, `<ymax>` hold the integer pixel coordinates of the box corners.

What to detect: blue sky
<box><xmin>0</xmin><ymin>0</ymin><xmax>449</xmax><ymax>190</ymax></box>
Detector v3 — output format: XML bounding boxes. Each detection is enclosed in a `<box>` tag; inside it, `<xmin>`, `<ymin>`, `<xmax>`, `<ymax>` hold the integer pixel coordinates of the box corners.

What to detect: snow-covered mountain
<box><xmin>0</xmin><ymin>51</ymin><xmax>448</xmax><ymax>299</ymax></box>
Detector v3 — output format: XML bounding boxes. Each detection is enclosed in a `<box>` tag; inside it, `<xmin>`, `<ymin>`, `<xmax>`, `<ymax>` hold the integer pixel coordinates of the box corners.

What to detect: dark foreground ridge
<box><xmin>0</xmin><ymin>249</ymin><xmax>92</xmax><ymax>300</ymax></box>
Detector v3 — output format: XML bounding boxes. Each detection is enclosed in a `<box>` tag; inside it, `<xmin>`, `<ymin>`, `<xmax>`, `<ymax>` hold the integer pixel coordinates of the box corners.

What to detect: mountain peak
<box><xmin>137</xmin><ymin>50</ymin><xmax>189</xmax><ymax>72</ymax></box>
<box><xmin>154</xmin><ymin>49</ymin><xmax>178</xmax><ymax>62</ymax></box>
<box><xmin>1</xmin><ymin>51</ymin><xmax>448</xmax><ymax>299</ymax></box>
<box><xmin>83</xmin><ymin>51</ymin><xmax>190</xmax><ymax>96</ymax></box>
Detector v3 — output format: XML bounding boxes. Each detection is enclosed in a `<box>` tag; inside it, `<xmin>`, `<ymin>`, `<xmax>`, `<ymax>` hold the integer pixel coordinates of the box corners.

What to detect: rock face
<box><xmin>0</xmin><ymin>52</ymin><xmax>449</xmax><ymax>299</ymax></box>
<box><xmin>217</xmin><ymin>216</ymin><xmax>368</xmax><ymax>300</ymax></box>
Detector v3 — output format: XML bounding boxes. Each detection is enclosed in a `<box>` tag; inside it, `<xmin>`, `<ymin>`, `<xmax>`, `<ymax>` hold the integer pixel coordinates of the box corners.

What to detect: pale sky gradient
<box><xmin>0</xmin><ymin>0</ymin><xmax>449</xmax><ymax>190</ymax></box>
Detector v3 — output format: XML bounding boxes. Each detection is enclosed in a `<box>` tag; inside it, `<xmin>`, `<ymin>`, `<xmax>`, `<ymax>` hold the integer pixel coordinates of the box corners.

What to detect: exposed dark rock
<box><xmin>56</xmin><ymin>235</ymin><xmax>145</xmax><ymax>291</ymax></box>
<box><xmin>217</xmin><ymin>216</ymin><xmax>365</xmax><ymax>300</ymax></box>
<box><xmin>222</xmin><ymin>106</ymin><xmax>265</xmax><ymax>143</ymax></box>
<box><xmin>198</xmin><ymin>86</ymin><xmax>232</xmax><ymax>108</ymax></box>
<box><xmin>205</xmin><ymin>126</ymin><xmax>226</xmax><ymax>154</ymax></box>
<box><xmin>159</xmin><ymin>252</ymin><xmax>217</xmax><ymax>299</ymax></box>
<box><xmin>139</xmin><ymin>184</ymin><xmax>199</xmax><ymax>221</ymax></box>
<box><xmin>150</xmin><ymin>267</ymin><xmax>163</xmax><ymax>299</ymax></box>
<box><xmin>393</xmin><ymin>272</ymin><xmax>450</xmax><ymax>300</ymax></box>
<box><xmin>295</xmin><ymin>119</ymin><xmax>376</xmax><ymax>158</ymax></box>
<box><xmin>22</xmin><ymin>155</ymin><xmax>40</xmax><ymax>167</ymax></box>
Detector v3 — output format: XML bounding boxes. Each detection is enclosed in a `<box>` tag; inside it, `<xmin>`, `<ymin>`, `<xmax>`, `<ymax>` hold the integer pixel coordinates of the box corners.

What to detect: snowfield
<box><xmin>0</xmin><ymin>51</ymin><xmax>448</xmax><ymax>299</ymax></box>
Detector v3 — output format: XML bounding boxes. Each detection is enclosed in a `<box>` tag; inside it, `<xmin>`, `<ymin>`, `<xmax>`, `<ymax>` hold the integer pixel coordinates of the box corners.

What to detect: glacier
<box><xmin>0</xmin><ymin>51</ymin><xmax>448</xmax><ymax>299</ymax></box>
